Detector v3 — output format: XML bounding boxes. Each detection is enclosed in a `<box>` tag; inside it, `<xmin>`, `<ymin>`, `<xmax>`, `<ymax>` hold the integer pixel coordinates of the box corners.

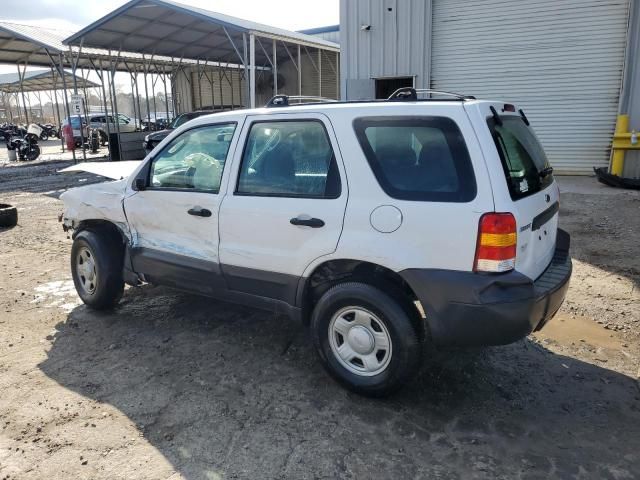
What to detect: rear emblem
<box><xmin>545</xmin><ymin>194</ymin><xmax>551</xmax><ymax>203</ymax></box>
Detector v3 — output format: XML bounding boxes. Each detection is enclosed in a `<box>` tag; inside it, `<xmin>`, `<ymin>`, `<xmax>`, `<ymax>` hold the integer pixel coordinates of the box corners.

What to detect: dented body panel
<box><xmin>59</xmin><ymin>179</ymin><xmax>130</xmax><ymax>240</ymax></box>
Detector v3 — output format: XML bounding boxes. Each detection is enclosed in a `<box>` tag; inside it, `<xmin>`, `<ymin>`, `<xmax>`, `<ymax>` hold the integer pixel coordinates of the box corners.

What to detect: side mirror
<box><xmin>133</xmin><ymin>178</ymin><xmax>147</xmax><ymax>191</ymax></box>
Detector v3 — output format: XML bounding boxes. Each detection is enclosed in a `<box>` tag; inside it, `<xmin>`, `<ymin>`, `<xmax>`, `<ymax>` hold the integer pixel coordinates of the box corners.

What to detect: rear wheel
<box><xmin>311</xmin><ymin>282</ymin><xmax>422</xmax><ymax>396</ymax></box>
<box><xmin>71</xmin><ymin>229</ymin><xmax>124</xmax><ymax>310</ymax></box>
<box><xmin>25</xmin><ymin>144</ymin><xmax>40</xmax><ymax>161</ymax></box>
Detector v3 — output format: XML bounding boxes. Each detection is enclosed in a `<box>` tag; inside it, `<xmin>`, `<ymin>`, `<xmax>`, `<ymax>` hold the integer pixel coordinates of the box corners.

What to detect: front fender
<box><xmin>60</xmin><ymin>179</ymin><xmax>130</xmax><ymax>240</ymax></box>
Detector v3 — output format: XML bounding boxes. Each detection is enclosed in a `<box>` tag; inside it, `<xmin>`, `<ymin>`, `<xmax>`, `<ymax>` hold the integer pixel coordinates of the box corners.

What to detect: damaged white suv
<box><xmin>60</xmin><ymin>89</ymin><xmax>572</xmax><ymax>396</ymax></box>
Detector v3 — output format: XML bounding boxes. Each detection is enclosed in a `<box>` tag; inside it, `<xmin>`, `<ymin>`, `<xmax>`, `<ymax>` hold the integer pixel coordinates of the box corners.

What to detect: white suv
<box><xmin>60</xmin><ymin>90</ymin><xmax>572</xmax><ymax>396</ymax></box>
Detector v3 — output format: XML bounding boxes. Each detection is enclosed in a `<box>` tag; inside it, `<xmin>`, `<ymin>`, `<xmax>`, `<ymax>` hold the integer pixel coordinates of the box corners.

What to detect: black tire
<box><xmin>71</xmin><ymin>229</ymin><xmax>124</xmax><ymax>310</ymax></box>
<box><xmin>40</xmin><ymin>133</ymin><xmax>49</xmax><ymax>141</ymax></box>
<box><xmin>310</xmin><ymin>282</ymin><xmax>423</xmax><ymax>397</ymax></box>
<box><xmin>26</xmin><ymin>145</ymin><xmax>40</xmax><ymax>161</ymax></box>
<box><xmin>0</xmin><ymin>203</ymin><xmax>18</xmax><ymax>228</ymax></box>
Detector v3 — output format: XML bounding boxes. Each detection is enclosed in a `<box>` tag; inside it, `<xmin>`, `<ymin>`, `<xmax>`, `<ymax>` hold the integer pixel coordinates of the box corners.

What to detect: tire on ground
<box><xmin>0</xmin><ymin>204</ymin><xmax>18</xmax><ymax>228</ymax></box>
<box><xmin>310</xmin><ymin>281</ymin><xmax>423</xmax><ymax>397</ymax></box>
<box><xmin>71</xmin><ymin>229</ymin><xmax>125</xmax><ymax>310</ymax></box>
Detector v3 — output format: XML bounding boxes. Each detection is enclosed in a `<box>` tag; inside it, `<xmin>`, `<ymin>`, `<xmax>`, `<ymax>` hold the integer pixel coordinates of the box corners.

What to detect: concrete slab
<box><xmin>556</xmin><ymin>175</ymin><xmax>640</xmax><ymax>196</ymax></box>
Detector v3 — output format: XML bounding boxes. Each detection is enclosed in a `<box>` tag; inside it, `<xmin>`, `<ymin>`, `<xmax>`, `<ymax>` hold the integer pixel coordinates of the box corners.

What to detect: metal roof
<box><xmin>0</xmin><ymin>21</ymin><xmax>202</xmax><ymax>72</ymax></box>
<box><xmin>298</xmin><ymin>25</ymin><xmax>340</xmax><ymax>35</ymax></box>
<box><xmin>64</xmin><ymin>0</ymin><xmax>340</xmax><ymax>66</ymax></box>
<box><xmin>0</xmin><ymin>68</ymin><xmax>99</xmax><ymax>93</ymax></box>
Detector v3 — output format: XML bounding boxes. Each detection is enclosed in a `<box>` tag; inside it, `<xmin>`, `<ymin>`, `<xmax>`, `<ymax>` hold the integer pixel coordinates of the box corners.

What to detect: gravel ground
<box><xmin>1</xmin><ymin>162</ymin><xmax>639</xmax><ymax>479</ymax></box>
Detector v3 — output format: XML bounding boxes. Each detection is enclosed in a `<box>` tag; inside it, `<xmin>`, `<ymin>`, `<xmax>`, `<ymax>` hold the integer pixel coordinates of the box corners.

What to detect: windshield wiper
<box><xmin>539</xmin><ymin>166</ymin><xmax>554</xmax><ymax>178</ymax></box>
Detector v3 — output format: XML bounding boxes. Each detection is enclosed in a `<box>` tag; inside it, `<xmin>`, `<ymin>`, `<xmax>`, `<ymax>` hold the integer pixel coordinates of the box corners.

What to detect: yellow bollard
<box><xmin>610</xmin><ymin>114</ymin><xmax>628</xmax><ymax>176</ymax></box>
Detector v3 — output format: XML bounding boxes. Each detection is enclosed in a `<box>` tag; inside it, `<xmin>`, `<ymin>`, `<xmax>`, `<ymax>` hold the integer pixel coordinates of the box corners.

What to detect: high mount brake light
<box><xmin>474</xmin><ymin>213</ymin><xmax>517</xmax><ymax>273</ymax></box>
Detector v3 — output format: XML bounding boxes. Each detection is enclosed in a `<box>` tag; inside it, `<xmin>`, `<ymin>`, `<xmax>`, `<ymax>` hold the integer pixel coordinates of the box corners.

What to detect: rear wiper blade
<box><xmin>539</xmin><ymin>166</ymin><xmax>554</xmax><ymax>178</ymax></box>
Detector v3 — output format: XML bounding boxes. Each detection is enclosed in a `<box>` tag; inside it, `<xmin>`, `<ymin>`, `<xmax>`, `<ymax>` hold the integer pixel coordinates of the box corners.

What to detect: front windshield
<box><xmin>171</xmin><ymin>114</ymin><xmax>190</xmax><ymax>129</ymax></box>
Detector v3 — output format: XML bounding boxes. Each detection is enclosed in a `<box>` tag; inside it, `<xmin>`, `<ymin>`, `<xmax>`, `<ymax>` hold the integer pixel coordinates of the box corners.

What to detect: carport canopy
<box><xmin>0</xmin><ymin>20</ymin><xmax>194</xmax><ymax>73</ymax></box>
<box><xmin>65</xmin><ymin>0</ymin><xmax>339</xmax><ymax>62</ymax></box>
<box><xmin>64</xmin><ymin>0</ymin><xmax>340</xmax><ymax>106</ymax></box>
<box><xmin>0</xmin><ymin>68</ymin><xmax>99</xmax><ymax>93</ymax></box>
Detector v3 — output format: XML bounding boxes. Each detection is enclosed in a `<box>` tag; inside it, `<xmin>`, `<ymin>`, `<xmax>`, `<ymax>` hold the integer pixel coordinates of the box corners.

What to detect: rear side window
<box><xmin>487</xmin><ymin>116</ymin><xmax>553</xmax><ymax>200</ymax></box>
<box><xmin>353</xmin><ymin>117</ymin><xmax>476</xmax><ymax>202</ymax></box>
<box><xmin>236</xmin><ymin>120</ymin><xmax>341</xmax><ymax>198</ymax></box>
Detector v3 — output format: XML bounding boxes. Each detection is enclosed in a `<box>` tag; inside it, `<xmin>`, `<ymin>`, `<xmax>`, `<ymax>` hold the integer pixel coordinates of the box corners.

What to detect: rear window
<box><xmin>487</xmin><ymin>115</ymin><xmax>553</xmax><ymax>200</ymax></box>
<box><xmin>353</xmin><ymin>116</ymin><xmax>476</xmax><ymax>202</ymax></box>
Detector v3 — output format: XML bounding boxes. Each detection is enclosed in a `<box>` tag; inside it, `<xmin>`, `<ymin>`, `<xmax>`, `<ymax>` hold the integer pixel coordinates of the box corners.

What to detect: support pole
<box><xmin>92</xmin><ymin>58</ymin><xmax>112</xmax><ymax>160</ymax></box>
<box><xmin>143</xmin><ymin>55</ymin><xmax>152</xmax><ymax>130</ymax></box>
<box><xmin>57</xmin><ymin>52</ymin><xmax>76</xmax><ymax>163</ymax></box>
<box><xmin>50</xmin><ymin>66</ymin><xmax>64</xmax><ymax>152</ymax></box>
<box><xmin>17</xmin><ymin>63</ymin><xmax>29</xmax><ymax>124</ymax></box>
<box><xmin>249</xmin><ymin>34</ymin><xmax>256</xmax><ymax>108</ymax></box>
<box><xmin>318</xmin><ymin>49</ymin><xmax>322</xmax><ymax>97</ymax></box>
<box><xmin>273</xmin><ymin>39</ymin><xmax>278</xmax><ymax>95</ymax></box>
<box><xmin>610</xmin><ymin>114</ymin><xmax>629</xmax><ymax>176</ymax></box>
<box><xmin>69</xmin><ymin>47</ymin><xmax>87</xmax><ymax>161</ymax></box>
<box><xmin>108</xmin><ymin>50</ymin><xmax>124</xmax><ymax>160</ymax></box>
<box><xmin>242</xmin><ymin>33</ymin><xmax>249</xmax><ymax>107</ymax></box>
<box><xmin>298</xmin><ymin>45</ymin><xmax>302</xmax><ymax>96</ymax></box>
<box><xmin>162</xmin><ymin>67</ymin><xmax>169</xmax><ymax>121</ymax></box>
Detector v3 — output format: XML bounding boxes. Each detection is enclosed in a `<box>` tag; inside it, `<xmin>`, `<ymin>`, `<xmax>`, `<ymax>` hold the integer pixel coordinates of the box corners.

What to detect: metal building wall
<box><xmin>340</xmin><ymin>0</ymin><xmax>432</xmax><ymax>100</ymax></box>
<box><xmin>431</xmin><ymin>0</ymin><xmax>630</xmax><ymax>175</ymax></box>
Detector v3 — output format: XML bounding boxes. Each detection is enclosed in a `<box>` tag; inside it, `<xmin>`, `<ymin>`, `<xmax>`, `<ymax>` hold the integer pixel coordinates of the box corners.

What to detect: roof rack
<box><xmin>387</xmin><ymin>87</ymin><xmax>475</xmax><ymax>101</ymax></box>
<box><xmin>265</xmin><ymin>95</ymin><xmax>339</xmax><ymax>107</ymax></box>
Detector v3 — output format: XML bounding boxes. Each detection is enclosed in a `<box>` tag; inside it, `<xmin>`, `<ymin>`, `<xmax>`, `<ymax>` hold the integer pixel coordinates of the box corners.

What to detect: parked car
<box><xmin>87</xmin><ymin>113</ymin><xmax>137</xmax><ymax>143</ymax></box>
<box><xmin>59</xmin><ymin>89</ymin><xmax>572</xmax><ymax>396</ymax></box>
<box><xmin>143</xmin><ymin>111</ymin><xmax>216</xmax><ymax>154</ymax></box>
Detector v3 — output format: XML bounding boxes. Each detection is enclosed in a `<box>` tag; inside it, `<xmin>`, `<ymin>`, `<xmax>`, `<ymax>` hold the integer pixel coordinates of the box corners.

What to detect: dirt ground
<box><xmin>0</xmin><ymin>161</ymin><xmax>639</xmax><ymax>479</ymax></box>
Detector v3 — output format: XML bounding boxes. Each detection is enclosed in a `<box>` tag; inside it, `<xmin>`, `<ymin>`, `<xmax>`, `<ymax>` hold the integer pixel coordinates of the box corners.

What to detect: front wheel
<box><xmin>71</xmin><ymin>229</ymin><xmax>124</xmax><ymax>310</ymax></box>
<box><xmin>310</xmin><ymin>282</ymin><xmax>422</xmax><ymax>397</ymax></box>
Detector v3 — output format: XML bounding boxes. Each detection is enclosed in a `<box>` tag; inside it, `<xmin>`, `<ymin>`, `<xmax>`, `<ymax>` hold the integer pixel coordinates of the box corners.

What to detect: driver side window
<box><xmin>149</xmin><ymin>123</ymin><xmax>236</xmax><ymax>193</ymax></box>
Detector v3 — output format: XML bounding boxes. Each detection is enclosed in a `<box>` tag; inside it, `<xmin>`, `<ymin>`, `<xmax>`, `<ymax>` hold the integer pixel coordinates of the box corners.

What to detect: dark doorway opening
<box><xmin>375</xmin><ymin>77</ymin><xmax>414</xmax><ymax>99</ymax></box>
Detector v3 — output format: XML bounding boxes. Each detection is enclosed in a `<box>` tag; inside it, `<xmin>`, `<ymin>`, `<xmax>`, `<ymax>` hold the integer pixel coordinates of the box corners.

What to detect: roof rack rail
<box><xmin>265</xmin><ymin>95</ymin><xmax>339</xmax><ymax>107</ymax></box>
<box><xmin>388</xmin><ymin>87</ymin><xmax>475</xmax><ymax>101</ymax></box>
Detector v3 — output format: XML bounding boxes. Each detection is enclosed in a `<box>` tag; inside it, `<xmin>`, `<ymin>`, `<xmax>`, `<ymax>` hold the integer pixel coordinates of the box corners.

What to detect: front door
<box><xmin>218</xmin><ymin>113</ymin><xmax>348</xmax><ymax>305</ymax></box>
<box><xmin>124</xmin><ymin>121</ymin><xmax>238</xmax><ymax>295</ymax></box>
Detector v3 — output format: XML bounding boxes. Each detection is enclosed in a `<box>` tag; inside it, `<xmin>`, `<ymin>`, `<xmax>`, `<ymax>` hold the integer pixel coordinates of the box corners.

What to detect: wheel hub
<box><xmin>347</xmin><ymin>325</ymin><xmax>374</xmax><ymax>354</ymax></box>
<box><xmin>328</xmin><ymin>306</ymin><xmax>393</xmax><ymax>377</ymax></box>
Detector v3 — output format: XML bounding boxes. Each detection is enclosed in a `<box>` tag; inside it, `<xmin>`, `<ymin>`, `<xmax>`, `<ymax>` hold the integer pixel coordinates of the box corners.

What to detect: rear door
<box><xmin>468</xmin><ymin>102</ymin><xmax>559</xmax><ymax>280</ymax></box>
<box><xmin>218</xmin><ymin>113</ymin><xmax>347</xmax><ymax>305</ymax></box>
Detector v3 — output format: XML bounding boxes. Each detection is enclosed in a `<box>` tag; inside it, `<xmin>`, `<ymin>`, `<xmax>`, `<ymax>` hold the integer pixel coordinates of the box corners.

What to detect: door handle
<box><xmin>290</xmin><ymin>217</ymin><xmax>325</xmax><ymax>228</ymax></box>
<box><xmin>188</xmin><ymin>207</ymin><xmax>212</xmax><ymax>217</ymax></box>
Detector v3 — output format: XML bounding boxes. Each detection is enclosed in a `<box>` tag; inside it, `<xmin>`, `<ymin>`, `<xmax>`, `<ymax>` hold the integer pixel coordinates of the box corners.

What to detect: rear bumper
<box><xmin>400</xmin><ymin>229</ymin><xmax>572</xmax><ymax>347</ymax></box>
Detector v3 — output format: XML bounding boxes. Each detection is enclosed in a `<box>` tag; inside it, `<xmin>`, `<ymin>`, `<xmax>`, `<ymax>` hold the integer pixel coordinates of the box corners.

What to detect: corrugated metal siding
<box><xmin>340</xmin><ymin>0</ymin><xmax>432</xmax><ymax>99</ymax></box>
<box><xmin>173</xmin><ymin>69</ymin><xmax>193</xmax><ymax>114</ymax></box>
<box><xmin>187</xmin><ymin>67</ymin><xmax>245</xmax><ymax>110</ymax></box>
<box><xmin>321</xmin><ymin>51</ymin><xmax>340</xmax><ymax>99</ymax></box>
<box><xmin>431</xmin><ymin>0</ymin><xmax>630</xmax><ymax>174</ymax></box>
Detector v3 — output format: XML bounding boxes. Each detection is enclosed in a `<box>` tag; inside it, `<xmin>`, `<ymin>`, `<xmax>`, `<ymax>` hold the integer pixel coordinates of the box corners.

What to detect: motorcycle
<box><xmin>37</xmin><ymin>123</ymin><xmax>59</xmax><ymax>141</ymax></box>
<box><xmin>87</xmin><ymin>127</ymin><xmax>100</xmax><ymax>153</ymax></box>
<box><xmin>7</xmin><ymin>124</ymin><xmax>41</xmax><ymax>161</ymax></box>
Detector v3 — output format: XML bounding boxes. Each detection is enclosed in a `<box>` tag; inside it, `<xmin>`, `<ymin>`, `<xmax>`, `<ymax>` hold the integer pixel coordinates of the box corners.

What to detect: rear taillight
<box><xmin>474</xmin><ymin>213</ymin><xmax>517</xmax><ymax>273</ymax></box>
